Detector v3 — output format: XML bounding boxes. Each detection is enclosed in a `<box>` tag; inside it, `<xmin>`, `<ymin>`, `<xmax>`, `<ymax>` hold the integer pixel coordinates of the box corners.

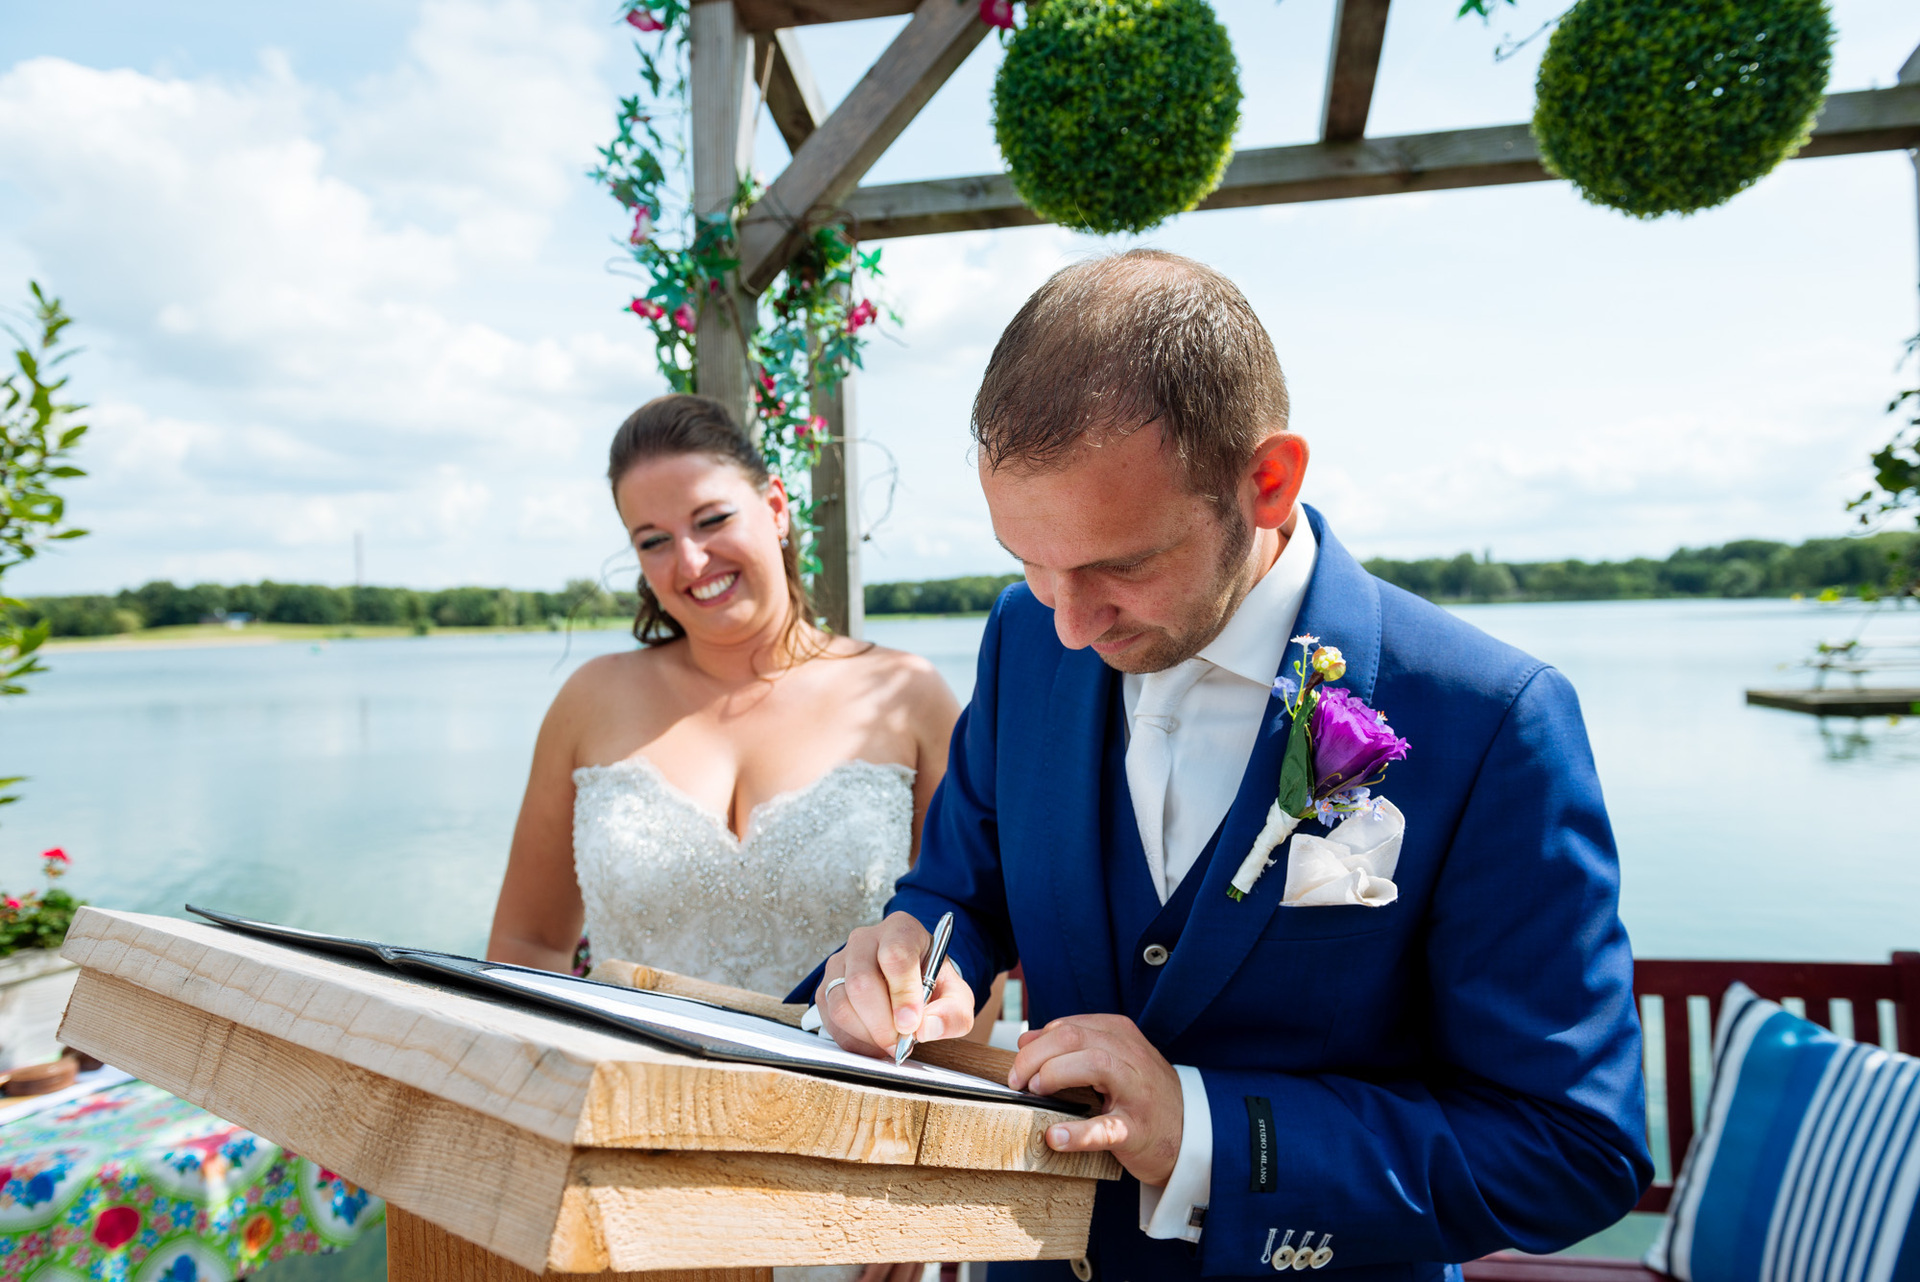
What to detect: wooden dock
<box><xmin>1746</xmin><ymin>688</ymin><xmax>1920</xmax><ymax>717</ymax></box>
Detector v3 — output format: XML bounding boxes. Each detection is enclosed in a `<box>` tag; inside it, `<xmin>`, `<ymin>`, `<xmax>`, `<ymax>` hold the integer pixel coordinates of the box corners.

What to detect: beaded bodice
<box><xmin>572</xmin><ymin>755</ymin><xmax>914</xmax><ymax>999</ymax></box>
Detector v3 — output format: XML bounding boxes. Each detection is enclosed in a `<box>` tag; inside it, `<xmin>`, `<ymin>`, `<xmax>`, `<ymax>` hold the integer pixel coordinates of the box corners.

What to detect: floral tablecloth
<box><xmin>0</xmin><ymin>1078</ymin><xmax>384</xmax><ymax>1282</ymax></box>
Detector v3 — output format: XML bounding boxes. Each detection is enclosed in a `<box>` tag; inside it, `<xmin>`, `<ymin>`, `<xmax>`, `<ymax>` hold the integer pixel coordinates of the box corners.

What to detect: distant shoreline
<box><xmin>42</xmin><ymin>620</ymin><xmax>632</xmax><ymax>653</ymax></box>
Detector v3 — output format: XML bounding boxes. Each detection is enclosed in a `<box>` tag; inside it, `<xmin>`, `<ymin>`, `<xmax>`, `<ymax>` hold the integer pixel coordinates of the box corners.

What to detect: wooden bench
<box><xmin>1464</xmin><ymin>951</ymin><xmax>1920</xmax><ymax>1282</ymax></box>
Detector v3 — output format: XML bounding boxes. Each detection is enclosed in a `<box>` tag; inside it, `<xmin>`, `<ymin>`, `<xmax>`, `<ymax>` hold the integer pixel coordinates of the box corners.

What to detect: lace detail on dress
<box><xmin>572</xmin><ymin>756</ymin><xmax>915</xmax><ymax>999</ymax></box>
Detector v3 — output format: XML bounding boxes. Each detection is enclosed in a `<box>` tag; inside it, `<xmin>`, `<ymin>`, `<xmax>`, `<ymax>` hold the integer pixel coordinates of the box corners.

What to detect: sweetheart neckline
<box><xmin>574</xmin><ymin>755</ymin><xmax>913</xmax><ymax>845</ymax></box>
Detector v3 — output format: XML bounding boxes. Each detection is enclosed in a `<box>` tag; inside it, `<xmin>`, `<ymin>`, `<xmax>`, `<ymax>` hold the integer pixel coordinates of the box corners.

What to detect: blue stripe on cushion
<box><xmin>1688</xmin><ymin>1009</ymin><xmax>1839</xmax><ymax>1282</ymax></box>
<box><xmin>1647</xmin><ymin>983</ymin><xmax>1920</xmax><ymax>1282</ymax></box>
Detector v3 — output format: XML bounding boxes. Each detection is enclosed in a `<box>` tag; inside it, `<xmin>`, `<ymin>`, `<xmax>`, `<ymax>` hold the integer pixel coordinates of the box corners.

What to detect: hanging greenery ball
<box><xmin>1532</xmin><ymin>0</ymin><xmax>1833</xmax><ymax>218</ymax></box>
<box><xmin>992</xmin><ymin>0</ymin><xmax>1241</xmax><ymax>237</ymax></box>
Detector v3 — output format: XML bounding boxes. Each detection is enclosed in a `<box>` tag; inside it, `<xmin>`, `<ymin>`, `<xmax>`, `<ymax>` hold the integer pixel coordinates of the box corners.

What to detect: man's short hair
<box><xmin>972</xmin><ymin>249</ymin><xmax>1289</xmax><ymax>507</ymax></box>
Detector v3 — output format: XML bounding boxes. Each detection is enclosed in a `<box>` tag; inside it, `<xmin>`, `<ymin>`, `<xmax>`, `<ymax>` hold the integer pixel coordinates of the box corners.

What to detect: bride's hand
<box><xmin>819</xmin><ymin>911</ymin><xmax>975</xmax><ymax>1057</ymax></box>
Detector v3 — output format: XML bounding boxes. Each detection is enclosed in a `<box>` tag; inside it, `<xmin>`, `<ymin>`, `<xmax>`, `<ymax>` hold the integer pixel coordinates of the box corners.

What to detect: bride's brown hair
<box><xmin>609</xmin><ymin>394</ymin><xmax>817</xmax><ymax>658</ymax></box>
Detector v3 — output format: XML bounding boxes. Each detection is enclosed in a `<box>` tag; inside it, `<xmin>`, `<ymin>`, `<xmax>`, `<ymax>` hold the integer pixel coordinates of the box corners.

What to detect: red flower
<box><xmin>980</xmin><ymin>0</ymin><xmax>1015</xmax><ymax>28</ymax></box>
<box><xmin>93</xmin><ymin>1206</ymin><xmax>140</xmax><ymax>1250</ymax></box>
<box><xmin>628</xmin><ymin>208</ymin><xmax>653</xmax><ymax>245</ymax></box>
<box><xmin>629</xmin><ymin>298</ymin><xmax>665</xmax><ymax>320</ymax></box>
<box><xmin>624</xmin><ymin>8</ymin><xmax>666</xmax><ymax>32</ymax></box>
<box><xmin>799</xmin><ymin>414</ymin><xmax>827</xmax><ymax>442</ymax></box>
<box><xmin>759</xmin><ymin>373</ymin><xmax>776</xmax><ymax>392</ymax></box>
<box><xmin>3</xmin><ymin>898</ymin><xmax>18</xmax><ymax>911</ymax></box>
<box><xmin>40</xmin><ymin>848</ymin><xmax>67</xmax><ymax>864</ymax></box>
<box><xmin>846</xmin><ymin>299</ymin><xmax>878</xmax><ymax>333</ymax></box>
<box><xmin>672</xmin><ymin>303</ymin><xmax>697</xmax><ymax>333</ymax></box>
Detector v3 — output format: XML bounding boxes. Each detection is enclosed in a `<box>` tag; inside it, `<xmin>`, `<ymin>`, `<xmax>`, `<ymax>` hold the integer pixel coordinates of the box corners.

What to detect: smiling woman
<box><xmin>483</xmin><ymin>396</ymin><xmax>999</xmax><ymax>1100</ymax></box>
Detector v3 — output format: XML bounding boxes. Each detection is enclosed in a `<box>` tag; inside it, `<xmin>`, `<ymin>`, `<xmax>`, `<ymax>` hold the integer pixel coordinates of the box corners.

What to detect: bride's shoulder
<box><xmin>555</xmin><ymin>643</ymin><xmax>678</xmax><ymax>707</ymax></box>
<box><xmin>825</xmin><ymin>640</ymin><xmax>957</xmax><ymax>714</ymax></box>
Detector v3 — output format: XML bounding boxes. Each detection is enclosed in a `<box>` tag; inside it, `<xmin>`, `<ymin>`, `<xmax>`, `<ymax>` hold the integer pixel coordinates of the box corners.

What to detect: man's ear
<box><xmin>1247</xmin><ymin>431</ymin><xmax>1309</xmax><ymax>531</ymax></box>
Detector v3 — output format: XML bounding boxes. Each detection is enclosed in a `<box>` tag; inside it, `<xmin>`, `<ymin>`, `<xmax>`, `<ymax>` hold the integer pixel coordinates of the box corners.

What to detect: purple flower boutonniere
<box><xmin>1227</xmin><ymin>634</ymin><xmax>1411</xmax><ymax>901</ymax></box>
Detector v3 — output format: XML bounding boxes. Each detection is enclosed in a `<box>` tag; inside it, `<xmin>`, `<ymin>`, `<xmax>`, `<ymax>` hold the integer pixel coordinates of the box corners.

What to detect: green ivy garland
<box><xmin>992</xmin><ymin>0</ymin><xmax>1242</xmax><ymax>236</ymax></box>
<box><xmin>1532</xmin><ymin>0</ymin><xmax>1833</xmax><ymax>218</ymax></box>
<box><xmin>592</xmin><ymin>2</ymin><xmax>893</xmax><ymax>577</ymax></box>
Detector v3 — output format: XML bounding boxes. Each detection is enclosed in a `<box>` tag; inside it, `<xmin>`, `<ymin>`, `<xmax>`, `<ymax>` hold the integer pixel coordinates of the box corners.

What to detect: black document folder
<box><xmin>185</xmin><ymin>904</ymin><xmax>1083</xmax><ymax>1114</ymax></box>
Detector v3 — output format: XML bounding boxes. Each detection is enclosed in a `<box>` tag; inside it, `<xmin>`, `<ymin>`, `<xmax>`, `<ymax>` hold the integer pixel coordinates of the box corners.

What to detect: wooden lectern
<box><xmin>56</xmin><ymin>908</ymin><xmax>1120</xmax><ymax>1281</ymax></box>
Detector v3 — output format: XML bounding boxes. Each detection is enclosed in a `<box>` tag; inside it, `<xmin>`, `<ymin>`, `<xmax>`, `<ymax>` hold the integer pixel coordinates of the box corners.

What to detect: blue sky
<box><xmin>2</xmin><ymin>0</ymin><xmax>1917</xmax><ymax>595</ymax></box>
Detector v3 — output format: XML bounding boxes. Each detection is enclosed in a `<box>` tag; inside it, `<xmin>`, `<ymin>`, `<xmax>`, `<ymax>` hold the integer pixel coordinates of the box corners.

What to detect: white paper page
<box><xmin>488</xmin><ymin>968</ymin><xmax>1051</xmax><ymax>1105</ymax></box>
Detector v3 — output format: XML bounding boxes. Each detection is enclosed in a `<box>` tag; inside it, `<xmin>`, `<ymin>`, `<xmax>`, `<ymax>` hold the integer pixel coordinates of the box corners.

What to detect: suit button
<box><xmin>1142</xmin><ymin>944</ymin><xmax>1170</xmax><ymax>966</ymax></box>
<box><xmin>1071</xmin><ymin>1258</ymin><xmax>1093</xmax><ymax>1281</ymax></box>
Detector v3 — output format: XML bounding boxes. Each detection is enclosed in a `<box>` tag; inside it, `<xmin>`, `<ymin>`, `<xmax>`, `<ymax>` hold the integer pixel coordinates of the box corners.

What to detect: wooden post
<box><xmin>810</xmin><ymin>370</ymin><xmax>863</xmax><ymax>638</ymax></box>
<box><xmin>691</xmin><ymin>0</ymin><xmax>759</xmax><ymax>426</ymax></box>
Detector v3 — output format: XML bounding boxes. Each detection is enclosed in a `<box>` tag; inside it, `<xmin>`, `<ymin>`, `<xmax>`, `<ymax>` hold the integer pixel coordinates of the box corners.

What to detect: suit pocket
<box><xmin>1258</xmin><ymin>900</ymin><xmax>1399</xmax><ymax>942</ymax></box>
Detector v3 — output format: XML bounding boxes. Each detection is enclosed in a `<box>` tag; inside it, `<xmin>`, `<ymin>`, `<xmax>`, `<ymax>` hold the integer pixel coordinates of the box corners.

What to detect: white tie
<box><xmin>1126</xmin><ymin>658</ymin><xmax>1209</xmax><ymax>901</ymax></box>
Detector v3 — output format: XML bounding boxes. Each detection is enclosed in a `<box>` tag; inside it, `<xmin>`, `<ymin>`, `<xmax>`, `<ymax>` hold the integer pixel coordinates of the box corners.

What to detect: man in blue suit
<box><xmin>800</xmin><ymin>249</ymin><xmax>1650</xmax><ymax>1280</ymax></box>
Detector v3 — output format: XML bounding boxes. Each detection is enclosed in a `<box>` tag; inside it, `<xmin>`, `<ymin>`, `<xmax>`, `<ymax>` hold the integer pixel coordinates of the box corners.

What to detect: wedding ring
<box><xmin>821</xmin><ymin>976</ymin><xmax>848</xmax><ymax>1004</ymax></box>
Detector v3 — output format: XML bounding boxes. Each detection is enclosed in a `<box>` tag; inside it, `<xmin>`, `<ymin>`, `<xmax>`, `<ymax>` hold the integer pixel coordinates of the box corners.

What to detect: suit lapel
<box><xmin>1138</xmin><ymin>507</ymin><xmax>1382</xmax><ymax>1047</ymax></box>
<box><xmin>1040</xmin><ymin>645</ymin><xmax>1124</xmax><ymax>1017</ymax></box>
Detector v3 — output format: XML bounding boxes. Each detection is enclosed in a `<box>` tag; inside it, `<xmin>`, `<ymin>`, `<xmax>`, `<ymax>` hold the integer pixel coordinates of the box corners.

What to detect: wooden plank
<box><xmin>387</xmin><ymin>1207</ymin><xmax>769</xmax><ymax>1282</ymax></box>
<box><xmin>844</xmin><ymin>84</ymin><xmax>1920</xmax><ymax>239</ymax></box>
<box><xmin>556</xmin><ymin>1148</ymin><xmax>1099</xmax><ymax>1270</ymax></box>
<box><xmin>756</xmin><ymin>29</ymin><xmax>827</xmax><ymax>154</ymax></box>
<box><xmin>693</xmin><ymin>0</ymin><xmax>759</xmax><ymax>424</ymax></box>
<box><xmin>1320</xmin><ymin>0</ymin><xmax>1392</xmax><ymax>143</ymax></box>
<box><xmin>60</xmin><ymin>909</ymin><xmax>1114</xmax><ymax>1179</ymax></box>
<box><xmin>810</xmin><ymin>370</ymin><xmax>864</xmax><ymax>637</ymax></box>
<box><xmin>1745</xmin><ymin>687</ymin><xmax>1920</xmax><ymax>717</ymax></box>
<box><xmin>737</xmin><ymin>0</ymin><xmax>988</xmax><ymax>293</ymax></box>
<box><xmin>59</xmin><ymin>970</ymin><xmax>577</xmax><ymax>1272</ymax></box>
<box><xmin>724</xmin><ymin>0</ymin><xmax>920</xmax><ymax>35</ymax></box>
<box><xmin>1462</xmin><ymin>1256</ymin><xmax>1664</xmax><ymax>1282</ymax></box>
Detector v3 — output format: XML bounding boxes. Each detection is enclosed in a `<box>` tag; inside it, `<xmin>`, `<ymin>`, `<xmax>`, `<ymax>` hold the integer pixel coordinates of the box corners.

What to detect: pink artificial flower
<box><xmin>629</xmin><ymin>208</ymin><xmax>653</xmax><ymax>245</ymax></box>
<box><xmin>800</xmin><ymin>414</ymin><xmax>827</xmax><ymax>441</ymax></box>
<box><xmin>3</xmin><ymin>898</ymin><xmax>19</xmax><ymax>911</ymax></box>
<box><xmin>980</xmin><ymin>0</ymin><xmax>1015</xmax><ymax>28</ymax></box>
<box><xmin>760</xmin><ymin>373</ymin><xmax>777</xmax><ymax>393</ymax></box>
<box><xmin>629</xmin><ymin>297</ymin><xmax>665</xmax><ymax>320</ymax></box>
<box><xmin>40</xmin><ymin>848</ymin><xmax>68</xmax><ymax>865</ymax></box>
<box><xmin>846</xmin><ymin>299</ymin><xmax>879</xmax><ymax>333</ymax></box>
<box><xmin>672</xmin><ymin>303</ymin><xmax>697</xmax><ymax>333</ymax></box>
<box><xmin>624</xmin><ymin>7</ymin><xmax>666</xmax><ymax>32</ymax></box>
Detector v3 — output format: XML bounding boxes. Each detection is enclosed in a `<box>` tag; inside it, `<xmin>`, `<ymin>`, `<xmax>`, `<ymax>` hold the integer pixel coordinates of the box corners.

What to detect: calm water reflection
<box><xmin>3</xmin><ymin>599</ymin><xmax>1915</xmax><ymax>962</ymax></box>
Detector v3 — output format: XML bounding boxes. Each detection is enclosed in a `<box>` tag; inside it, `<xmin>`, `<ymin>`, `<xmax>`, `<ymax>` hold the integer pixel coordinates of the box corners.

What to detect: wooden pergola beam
<box><xmin>1320</xmin><ymin>0</ymin><xmax>1392</xmax><ymax>143</ymax></box>
<box><xmin>841</xmin><ymin>83</ymin><xmax>1920</xmax><ymax>240</ymax></box>
<box><xmin>737</xmin><ymin>0</ymin><xmax>988</xmax><ymax>294</ymax></box>
<box><xmin>757</xmin><ymin>29</ymin><xmax>827</xmax><ymax>152</ymax></box>
<box><xmin>733</xmin><ymin>0</ymin><xmax>917</xmax><ymax>32</ymax></box>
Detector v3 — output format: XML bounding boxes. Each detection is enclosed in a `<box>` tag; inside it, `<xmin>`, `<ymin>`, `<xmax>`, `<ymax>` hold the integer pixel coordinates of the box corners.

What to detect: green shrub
<box><xmin>1532</xmin><ymin>0</ymin><xmax>1832</xmax><ymax>217</ymax></box>
<box><xmin>992</xmin><ymin>0</ymin><xmax>1241</xmax><ymax>235</ymax></box>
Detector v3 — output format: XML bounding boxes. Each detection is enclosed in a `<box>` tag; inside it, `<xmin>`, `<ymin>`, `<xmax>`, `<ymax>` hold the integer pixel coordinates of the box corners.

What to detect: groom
<box><xmin>799</xmin><ymin>250</ymin><xmax>1651</xmax><ymax>1280</ymax></box>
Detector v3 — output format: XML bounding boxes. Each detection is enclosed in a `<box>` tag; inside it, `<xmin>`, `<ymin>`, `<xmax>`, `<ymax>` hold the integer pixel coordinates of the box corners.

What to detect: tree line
<box><xmin>863</xmin><ymin>531</ymin><xmax>1920</xmax><ymax>614</ymax></box>
<box><xmin>10</xmin><ymin>579</ymin><xmax>636</xmax><ymax>637</ymax></box>
<box><xmin>13</xmin><ymin>531</ymin><xmax>1915</xmax><ymax>638</ymax></box>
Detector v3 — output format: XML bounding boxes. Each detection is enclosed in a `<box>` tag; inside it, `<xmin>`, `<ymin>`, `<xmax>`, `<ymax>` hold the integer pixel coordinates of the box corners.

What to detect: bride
<box><xmin>486</xmin><ymin>391</ymin><xmax>970</xmax><ymax>1017</ymax></box>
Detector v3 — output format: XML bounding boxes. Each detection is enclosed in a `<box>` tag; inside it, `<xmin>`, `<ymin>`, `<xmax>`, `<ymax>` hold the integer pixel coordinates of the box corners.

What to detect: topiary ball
<box><xmin>992</xmin><ymin>0</ymin><xmax>1241</xmax><ymax>236</ymax></box>
<box><xmin>1532</xmin><ymin>0</ymin><xmax>1833</xmax><ymax>218</ymax></box>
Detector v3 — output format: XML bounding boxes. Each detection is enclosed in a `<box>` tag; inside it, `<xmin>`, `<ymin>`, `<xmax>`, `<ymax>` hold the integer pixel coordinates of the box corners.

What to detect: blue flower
<box><xmin>164</xmin><ymin>1253</ymin><xmax>199</xmax><ymax>1281</ymax></box>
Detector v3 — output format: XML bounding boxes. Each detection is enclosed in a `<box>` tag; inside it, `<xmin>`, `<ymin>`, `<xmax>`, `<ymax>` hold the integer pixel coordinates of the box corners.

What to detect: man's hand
<box><xmin>818</xmin><ymin>911</ymin><xmax>975</xmax><ymax>1057</ymax></box>
<box><xmin>1008</xmin><ymin>1014</ymin><xmax>1184</xmax><ymax>1186</ymax></box>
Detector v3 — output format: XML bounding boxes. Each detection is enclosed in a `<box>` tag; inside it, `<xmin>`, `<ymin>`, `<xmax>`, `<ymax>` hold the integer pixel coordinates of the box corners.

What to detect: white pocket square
<box><xmin>1280</xmin><ymin>799</ymin><xmax>1404</xmax><ymax>907</ymax></box>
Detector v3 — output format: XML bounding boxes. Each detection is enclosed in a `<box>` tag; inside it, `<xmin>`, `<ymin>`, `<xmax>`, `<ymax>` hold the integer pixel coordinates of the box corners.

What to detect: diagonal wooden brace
<box><xmin>736</xmin><ymin>0</ymin><xmax>987</xmax><ymax>294</ymax></box>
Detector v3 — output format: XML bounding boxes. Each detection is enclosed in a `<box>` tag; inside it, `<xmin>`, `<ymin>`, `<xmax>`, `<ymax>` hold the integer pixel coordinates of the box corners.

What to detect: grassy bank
<box><xmin>43</xmin><ymin>618</ymin><xmax>632</xmax><ymax>651</ymax></box>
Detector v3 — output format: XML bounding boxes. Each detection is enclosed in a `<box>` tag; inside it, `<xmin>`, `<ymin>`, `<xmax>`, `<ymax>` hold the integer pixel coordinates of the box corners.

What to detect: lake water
<box><xmin>4</xmin><ymin>598</ymin><xmax>1918</xmax><ymax>965</ymax></box>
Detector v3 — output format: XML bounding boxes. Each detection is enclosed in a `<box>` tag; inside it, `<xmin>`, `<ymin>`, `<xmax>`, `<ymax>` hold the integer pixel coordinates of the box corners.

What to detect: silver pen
<box><xmin>894</xmin><ymin>911</ymin><xmax>956</xmax><ymax>1064</ymax></box>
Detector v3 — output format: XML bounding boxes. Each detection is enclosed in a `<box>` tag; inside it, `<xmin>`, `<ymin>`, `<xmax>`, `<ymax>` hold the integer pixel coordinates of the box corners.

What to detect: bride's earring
<box><xmin>779</xmin><ymin>535</ymin><xmax>790</xmax><ymax>548</ymax></box>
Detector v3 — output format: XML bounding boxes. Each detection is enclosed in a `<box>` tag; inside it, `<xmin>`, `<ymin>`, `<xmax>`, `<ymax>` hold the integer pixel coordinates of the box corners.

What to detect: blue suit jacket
<box><xmin>805</xmin><ymin>508</ymin><xmax>1651</xmax><ymax>1279</ymax></box>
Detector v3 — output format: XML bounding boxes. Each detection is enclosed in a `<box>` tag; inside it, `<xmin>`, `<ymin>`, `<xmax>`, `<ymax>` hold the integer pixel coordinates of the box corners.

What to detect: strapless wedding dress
<box><xmin>572</xmin><ymin>755</ymin><xmax>915</xmax><ymax>999</ymax></box>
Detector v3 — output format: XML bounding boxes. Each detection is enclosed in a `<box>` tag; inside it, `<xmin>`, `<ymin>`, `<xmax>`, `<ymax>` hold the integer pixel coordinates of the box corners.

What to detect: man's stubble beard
<box><xmin>1099</xmin><ymin>505</ymin><xmax>1257</xmax><ymax>675</ymax></box>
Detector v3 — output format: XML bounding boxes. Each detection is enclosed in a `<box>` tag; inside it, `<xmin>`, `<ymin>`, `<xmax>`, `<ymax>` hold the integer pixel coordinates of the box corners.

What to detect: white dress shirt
<box><xmin>1128</xmin><ymin>514</ymin><xmax>1318</xmax><ymax>1242</ymax></box>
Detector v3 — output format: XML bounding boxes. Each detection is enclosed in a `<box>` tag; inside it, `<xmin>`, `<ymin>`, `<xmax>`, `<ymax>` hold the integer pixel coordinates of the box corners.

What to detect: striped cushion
<box><xmin>1647</xmin><ymin>982</ymin><xmax>1920</xmax><ymax>1282</ymax></box>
